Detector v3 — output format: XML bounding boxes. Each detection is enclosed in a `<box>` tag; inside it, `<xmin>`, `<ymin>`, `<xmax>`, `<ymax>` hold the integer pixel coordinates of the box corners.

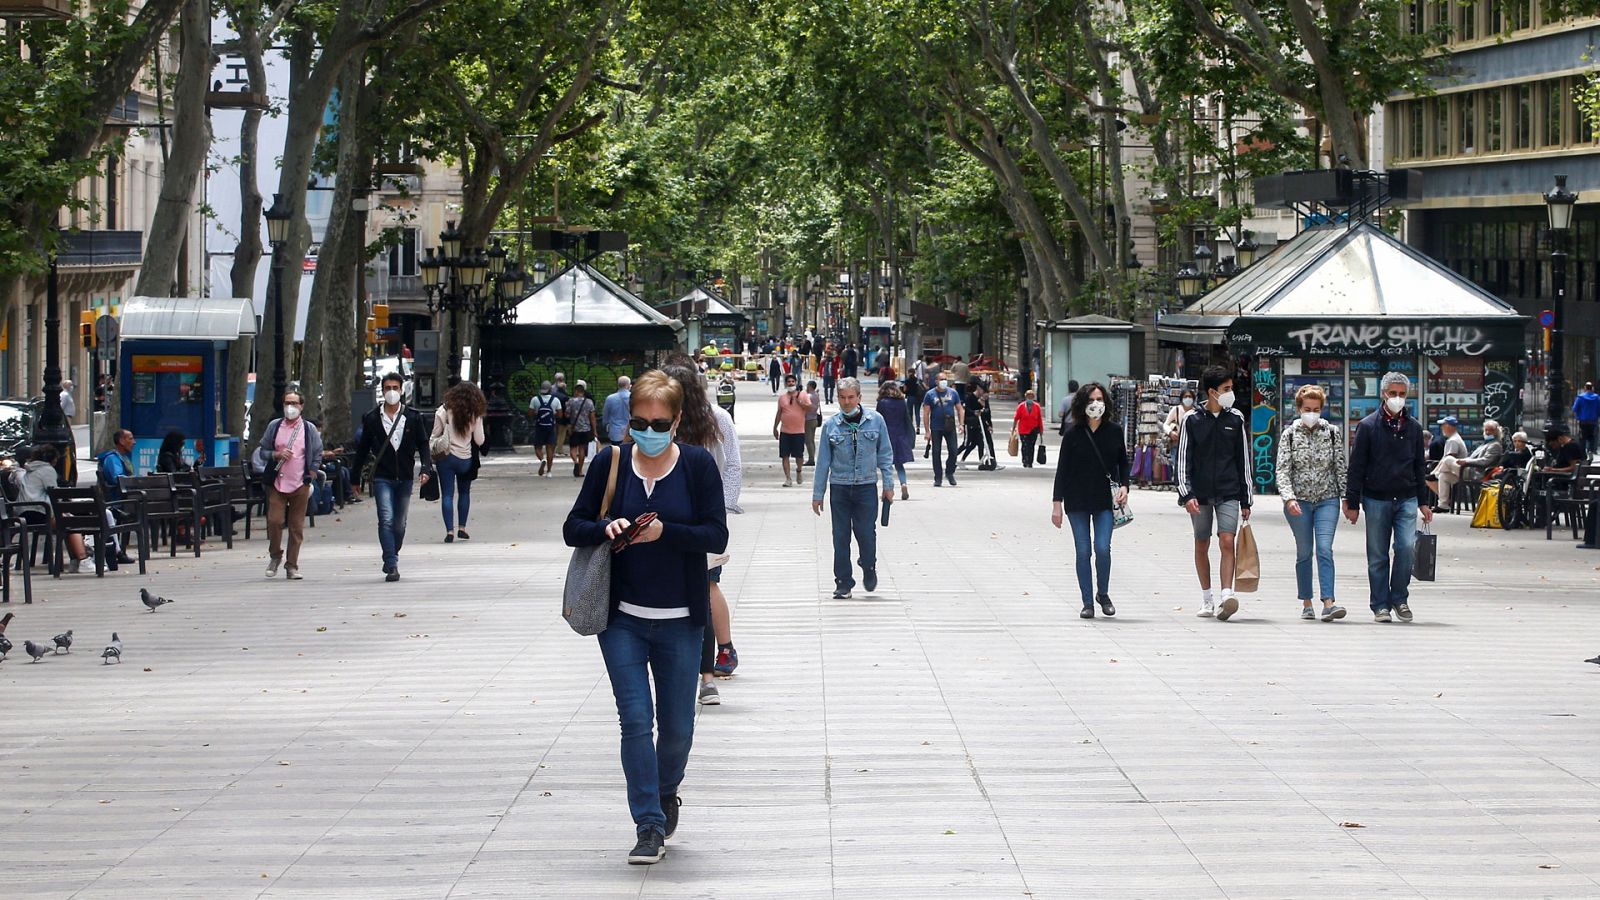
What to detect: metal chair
<box><xmin>198</xmin><ymin>465</ymin><xmax>254</xmax><ymax>539</ymax></box>
<box><xmin>0</xmin><ymin>512</ymin><xmax>34</xmax><ymax>603</ymax></box>
<box><xmin>1551</xmin><ymin>464</ymin><xmax>1600</xmax><ymax>541</ymax></box>
<box><xmin>120</xmin><ymin>474</ymin><xmax>201</xmax><ymax>558</ymax></box>
<box><xmin>47</xmin><ymin>487</ymin><xmax>147</xmax><ymax>577</ymax></box>
<box><xmin>175</xmin><ymin>471</ymin><xmax>234</xmax><ymax>549</ymax></box>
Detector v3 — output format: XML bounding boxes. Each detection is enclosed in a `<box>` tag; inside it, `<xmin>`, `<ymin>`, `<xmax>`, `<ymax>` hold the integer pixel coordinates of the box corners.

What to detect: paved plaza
<box><xmin>2</xmin><ymin>381</ymin><xmax>1599</xmax><ymax>899</ymax></box>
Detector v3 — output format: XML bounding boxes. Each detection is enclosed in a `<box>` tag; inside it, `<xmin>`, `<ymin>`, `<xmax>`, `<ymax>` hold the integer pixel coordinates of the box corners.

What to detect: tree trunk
<box><xmin>224</xmin><ymin>12</ymin><xmax>268</xmax><ymax>440</ymax></box>
<box><xmin>1285</xmin><ymin>0</ymin><xmax>1367</xmax><ymax>168</ymax></box>
<box><xmin>135</xmin><ymin>0</ymin><xmax>212</xmax><ymax>298</ymax></box>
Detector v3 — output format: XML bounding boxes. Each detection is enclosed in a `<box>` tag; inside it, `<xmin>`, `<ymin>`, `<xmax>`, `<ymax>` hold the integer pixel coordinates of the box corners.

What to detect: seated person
<box><xmin>1540</xmin><ymin>425</ymin><xmax>1585</xmax><ymax>478</ymax></box>
<box><xmin>17</xmin><ymin>444</ymin><xmax>91</xmax><ymax>572</ymax></box>
<box><xmin>1502</xmin><ymin>432</ymin><xmax>1533</xmax><ymax>472</ymax></box>
<box><xmin>1452</xmin><ymin>419</ymin><xmax>1507</xmax><ymax>483</ymax></box>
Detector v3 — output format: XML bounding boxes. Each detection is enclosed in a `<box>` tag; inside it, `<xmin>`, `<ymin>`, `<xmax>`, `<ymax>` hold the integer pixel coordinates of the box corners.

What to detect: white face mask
<box><xmin>1215</xmin><ymin>390</ymin><xmax>1235</xmax><ymax>409</ymax></box>
<box><xmin>1385</xmin><ymin>396</ymin><xmax>1407</xmax><ymax>414</ymax></box>
<box><xmin>1300</xmin><ymin>411</ymin><xmax>1322</xmax><ymax>428</ymax></box>
<box><xmin>1181</xmin><ymin>397</ymin><xmax>1194</xmax><ymax>408</ymax></box>
<box><xmin>284</xmin><ymin>405</ymin><xmax>302</xmax><ymax>421</ymax></box>
<box><xmin>1086</xmin><ymin>400</ymin><xmax>1106</xmax><ymax>419</ymax></box>
<box><xmin>938</xmin><ymin>379</ymin><xmax>950</xmax><ymax>390</ymax></box>
<box><xmin>383</xmin><ymin>390</ymin><xmax>401</xmax><ymax>406</ymax></box>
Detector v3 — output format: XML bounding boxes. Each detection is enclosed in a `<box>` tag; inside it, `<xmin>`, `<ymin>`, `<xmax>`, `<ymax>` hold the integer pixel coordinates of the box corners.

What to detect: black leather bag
<box><xmin>420</xmin><ymin>475</ymin><xmax>440</xmax><ymax>502</ymax></box>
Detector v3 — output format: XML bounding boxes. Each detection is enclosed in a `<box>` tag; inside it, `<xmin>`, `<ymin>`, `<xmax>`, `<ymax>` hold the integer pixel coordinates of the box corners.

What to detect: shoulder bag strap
<box><xmin>1081</xmin><ymin>426</ymin><xmax>1120</xmax><ymax>486</ymax></box>
<box><xmin>596</xmin><ymin>445</ymin><xmax>623</xmax><ymax>522</ymax></box>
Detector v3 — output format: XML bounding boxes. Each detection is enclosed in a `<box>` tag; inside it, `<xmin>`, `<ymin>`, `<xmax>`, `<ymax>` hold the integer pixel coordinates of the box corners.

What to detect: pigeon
<box><xmin>0</xmin><ymin>633</ymin><xmax>11</xmax><ymax>662</ymax></box>
<box><xmin>0</xmin><ymin>611</ymin><xmax>12</xmax><ymax>634</ymax></box>
<box><xmin>102</xmin><ymin>633</ymin><xmax>122</xmax><ymax>665</ymax></box>
<box><xmin>140</xmin><ymin>588</ymin><xmax>173</xmax><ymax>612</ymax></box>
<box><xmin>1586</xmin><ymin>653</ymin><xmax>1600</xmax><ymax>667</ymax></box>
<box><xmin>24</xmin><ymin>640</ymin><xmax>50</xmax><ymax>662</ymax></box>
<box><xmin>53</xmin><ymin>630</ymin><xmax>73</xmax><ymax>653</ymax></box>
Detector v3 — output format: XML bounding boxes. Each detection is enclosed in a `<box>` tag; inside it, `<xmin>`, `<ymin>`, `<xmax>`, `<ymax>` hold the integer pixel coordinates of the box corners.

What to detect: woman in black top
<box><xmin>563</xmin><ymin>370</ymin><xmax>728</xmax><ymax>866</ymax></box>
<box><xmin>1051</xmin><ymin>382</ymin><xmax>1130</xmax><ymax>618</ymax></box>
<box><xmin>156</xmin><ymin>431</ymin><xmax>195</xmax><ymax>473</ymax></box>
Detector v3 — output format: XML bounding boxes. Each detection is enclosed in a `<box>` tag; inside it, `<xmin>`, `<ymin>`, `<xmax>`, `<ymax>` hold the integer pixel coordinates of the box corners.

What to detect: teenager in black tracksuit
<box><xmin>1177</xmin><ymin>365</ymin><xmax>1253</xmax><ymax>621</ymax></box>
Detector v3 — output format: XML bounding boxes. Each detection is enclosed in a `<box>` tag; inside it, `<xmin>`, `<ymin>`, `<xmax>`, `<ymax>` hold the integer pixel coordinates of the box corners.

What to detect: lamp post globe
<box><xmin>1175</xmin><ymin>262</ymin><xmax>1203</xmax><ymax>303</ymax></box>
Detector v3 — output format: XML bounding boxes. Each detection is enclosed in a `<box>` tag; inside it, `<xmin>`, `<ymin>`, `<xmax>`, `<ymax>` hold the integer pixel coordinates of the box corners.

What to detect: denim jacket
<box><xmin>812</xmin><ymin>408</ymin><xmax>896</xmax><ymax>501</ymax></box>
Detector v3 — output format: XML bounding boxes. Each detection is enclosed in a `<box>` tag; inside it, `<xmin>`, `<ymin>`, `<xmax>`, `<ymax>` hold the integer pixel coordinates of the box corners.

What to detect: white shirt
<box><xmin>59</xmin><ymin>389</ymin><xmax>76</xmax><ymax>420</ymax></box>
<box><xmin>380</xmin><ymin>405</ymin><xmax>405</xmax><ymax>452</ymax></box>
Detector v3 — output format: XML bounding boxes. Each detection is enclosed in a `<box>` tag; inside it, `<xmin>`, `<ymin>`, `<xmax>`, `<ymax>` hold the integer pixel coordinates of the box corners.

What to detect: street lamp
<box><xmin>263</xmin><ymin>192</ymin><xmax>293</xmax><ymax>416</ymax></box>
<box><xmin>35</xmin><ymin>220</ymin><xmax>72</xmax><ymax>461</ymax></box>
<box><xmin>1175</xmin><ymin>262</ymin><xmax>1203</xmax><ymax>303</ymax></box>
<box><xmin>1544</xmin><ymin>172</ymin><xmax>1578</xmax><ymax>432</ymax></box>
<box><xmin>1236</xmin><ymin>232</ymin><xmax>1259</xmax><ymax>269</ymax></box>
<box><xmin>1193</xmin><ymin>243</ymin><xmax>1214</xmax><ymax>277</ymax></box>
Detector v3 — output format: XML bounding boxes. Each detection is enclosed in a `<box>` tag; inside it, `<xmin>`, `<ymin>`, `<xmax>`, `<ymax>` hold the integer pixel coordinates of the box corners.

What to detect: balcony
<box><xmin>366</xmin><ymin>273</ymin><xmax>425</xmax><ymax>302</ymax></box>
<box><xmin>56</xmin><ymin>230</ymin><xmax>143</xmax><ymax>269</ymax></box>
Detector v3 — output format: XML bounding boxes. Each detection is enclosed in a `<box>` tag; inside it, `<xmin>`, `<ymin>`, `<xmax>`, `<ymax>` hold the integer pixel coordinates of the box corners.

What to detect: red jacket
<box><xmin>1013</xmin><ymin>400</ymin><xmax>1044</xmax><ymax>435</ymax></box>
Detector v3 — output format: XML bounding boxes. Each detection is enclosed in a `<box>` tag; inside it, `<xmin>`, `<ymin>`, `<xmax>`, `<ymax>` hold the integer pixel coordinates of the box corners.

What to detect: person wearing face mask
<box><xmin>1447</xmin><ymin>419</ymin><xmax>1506</xmax><ymax>501</ymax></box>
<box><xmin>922</xmin><ymin>372</ymin><xmax>965</xmax><ymax>487</ymax></box>
<box><xmin>1426</xmin><ymin>416</ymin><xmax>1468</xmax><ymax>512</ymax></box>
<box><xmin>1163</xmin><ymin>389</ymin><xmax>1197</xmax><ymax>481</ymax></box>
<box><xmin>1346</xmin><ymin>371</ymin><xmax>1433</xmax><ymax>623</ymax></box>
<box><xmin>1051</xmin><ymin>382</ymin><xmax>1128</xmax><ymax>618</ymax></box>
<box><xmin>254</xmin><ymin>389</ymin><xmax>324</xmax><ymax>580</ymax></box>
<box><xmin>563</xmin><ymin>370</ymin><xmax>728</xmax><ymax>866</ymax></box>
<box><xmin>1176</xmin><ymin>366</ymin><xmax>1253</xmax><ymax>620</ymax></box>
<box><xmin>352</xmin><ymin>373</ymin><xmax>434</xmax><ymax>581</ymax></box>
<box><xmin>812</xmin><ymin>377</ymin><xmax>896</xmax><ymax>599</ymax></box>
<box><xmin>1275</xmin><ymin>385</ymin><xmax>1347</xmax><ymax>622</ymax></box>
<box><xmin>772</xmin><ymin>374</ymin><xmax>812</xmax><ymax>486</ymax></box>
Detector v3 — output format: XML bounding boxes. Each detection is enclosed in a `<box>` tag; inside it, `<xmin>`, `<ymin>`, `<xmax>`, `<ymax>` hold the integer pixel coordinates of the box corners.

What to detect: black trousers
<box><xmin>1020</xmin><ymin>431</ymin><xmax>1040</xmax><ymax>468</ymax></box>
<box><xmin>931</xmin><ymin>427</ymin><xmax>959</xmax><ymax>484</ymax></box>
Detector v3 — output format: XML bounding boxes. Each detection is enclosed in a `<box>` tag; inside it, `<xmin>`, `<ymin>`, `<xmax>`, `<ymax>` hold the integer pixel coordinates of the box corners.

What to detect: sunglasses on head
<box><xmin>629</xmin><ymin>417</ymin><xmax>674</xmax><ymax>433</ymax></box>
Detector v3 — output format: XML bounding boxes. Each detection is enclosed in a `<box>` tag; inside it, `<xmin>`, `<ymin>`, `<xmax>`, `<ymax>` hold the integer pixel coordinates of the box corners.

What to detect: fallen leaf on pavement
<box><xmin>1339</xmin><ymin>822</ymin><xmax>1364</xmax><ymax>828</ymax></box>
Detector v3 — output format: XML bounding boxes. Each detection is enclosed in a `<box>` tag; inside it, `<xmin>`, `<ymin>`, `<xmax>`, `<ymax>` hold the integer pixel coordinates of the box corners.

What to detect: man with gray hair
<box><xmin>812</xmin><ymin>377</ymin><xmax>895</xmax><ymax>598</ymax></box>
<box><xmin>1437</xmin><ymin>418</ymin><xmax>1505</xmax><ymax>509</ymax></box>
<box><xmin>602</xmin><ymin>375</ymin><xmax>632</xmax><ymax>445</ymax></box>
<box><xmin>1346</xmin><ymin>371</ymin><xmax>1433</xmax><ymax>622</ymax></box>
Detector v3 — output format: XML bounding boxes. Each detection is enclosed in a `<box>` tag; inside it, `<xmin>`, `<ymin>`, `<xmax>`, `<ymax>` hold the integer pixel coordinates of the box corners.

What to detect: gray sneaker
<box><xmin>1321</xmin><ymin>604</ymin><xmax>1347</xmax><ymax>621</ymax></box>
<box><xmin>698</xmin><ymin>681</ymin><xmax>720</xmax><ymax>705</ymax></box>
<box><xmin>1216</xmin><ymin>596</ymin><xmax>1239</xmax><ymax>621</ymax></box>
<box><xmin>1394</xmin><ymin>603</ymin><xmax>1413</xmax><ymax>622</ymax></box>
<box><xmin>1374</xmin><ymin>609</ymin><xmax>1393</xmax><ymax>623</ymax></box>
<box><xmin>1301</xmin><ymin>607</ymin><xmax>1316</xmax><ymax>620</ymax></box>
<box><xmin>265</xmin><ymin>558</ymin><xmax>280</xmax><ymax>578</ymax></box>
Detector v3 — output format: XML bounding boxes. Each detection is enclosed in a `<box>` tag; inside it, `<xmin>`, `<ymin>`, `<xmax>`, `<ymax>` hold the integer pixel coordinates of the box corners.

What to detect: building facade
<box><xmin>1387</xmin><ymin>8</ymin><xmax>1600</xmax><ymax>415</ymax></box>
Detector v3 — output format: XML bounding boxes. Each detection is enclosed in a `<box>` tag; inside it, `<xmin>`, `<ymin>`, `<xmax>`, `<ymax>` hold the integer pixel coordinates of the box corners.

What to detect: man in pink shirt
<box><xmin>772</xmin><ymin>373</ymin><xmax>812</xmax><ymax>486</ymax></box>
<box><xmin>254</xmin><ymin>389</ymin><xmax>323</xmax><ymax>579</ymax></box>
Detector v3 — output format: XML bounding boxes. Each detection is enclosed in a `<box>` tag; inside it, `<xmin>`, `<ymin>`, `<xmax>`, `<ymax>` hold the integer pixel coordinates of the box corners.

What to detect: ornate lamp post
<box><xmin>1175</xmin><ymin>262</ymin><xmax>1203</xmax><ymax>304</ymax></box>
<box><xmin>263</xmin><ymin>193</ymin><xmax>293</xmax><ymax>416</ymax></box>
<box><xmin>479</xmin><ymin>243</ymin><xmax>524</xmax><ymax>449</ymax></box>
<box><xmin>35</xmin><ymin>221</ymin><xmax>71</xmax><ymax>467</ymax></box>
<box><xmin>1235</xmin><ymin>232</ymin><xmax>1259</xmax><ymax>269</ymax></box>
<box><xmin>1544</xmin><ymin>173</ymin><xmax>1578</xmax><ymax>432</ymax></box>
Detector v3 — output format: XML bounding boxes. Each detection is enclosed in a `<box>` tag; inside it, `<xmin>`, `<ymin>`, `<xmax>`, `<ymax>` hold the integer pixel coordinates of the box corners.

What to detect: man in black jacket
<box><xmin>1345</xmin><ymin>371</ymin><xmax>1433</xmax><ymax>622</ymax></box>
<box><xmin>1177</xmin><ymin>366</ymin><xmax>1253</xmax><ymax>621</ymax></box>
<box><xmin>352</xmin><ymin>372</ymin><xmax>434</xmax><ymax>582</ymax></box>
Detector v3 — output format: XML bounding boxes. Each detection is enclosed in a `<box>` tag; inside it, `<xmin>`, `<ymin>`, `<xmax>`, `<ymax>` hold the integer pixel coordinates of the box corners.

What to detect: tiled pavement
<box><xmin>2</xmin><ymin>381</ymin><xmax>1598</xmax><ymax>898</ymax></box>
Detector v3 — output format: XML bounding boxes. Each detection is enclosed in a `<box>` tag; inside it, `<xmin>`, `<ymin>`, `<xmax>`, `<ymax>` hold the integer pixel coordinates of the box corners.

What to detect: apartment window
<box><xmin>1508</xmin><ymin>0</ymin><xmax>1531</xmax><ymax>30</ymax></box>
<box><xmin>1542</xmin><ymin>79</ymin><xmax>1564</xmax><ymax>146</ymax></box>
<box><xmin>1487</xmin><ymin>0</ymin><xmax>1502</xmax><ymax>32</ymax></box>
<box><xmin>1484</xmin><ymin>88</ymin><xmax>1503</xmax><ymax>151</ymax></box>
<box><xmin>1576</xmin><ymin>90</ymin><xmax>1596</xmax><ymax>143</ymax></box>
<box><xmin>1458</xmin><ymin>92</ymin><xmax>1476</xmax><ymax>154</ymax></box>
<box><xmin>1433</xmin><ymin>97</ymin><xmax>1451</xmax><ymax>156</ymax></box>
<box><xmin>1408</xmin><ymin>0</ymin><xmax>1427</xmax><ymax>33</ymax></box>
<box><xmin>387</xmin><ymin>228</ymin><xmax>418</xmax><ymax>277</ymax></box>
<box><xmin>105</xmin><ymin>157</ymin><xmax>118</xmax><ymax>230</ymax></box>
<box><xmin>1515</xmin><ymin>84</ymin><xmax>1533</xmax><ymax>149</ymax></box>
<box><xmin>1456</xmin><ymin>0</ymin><xmax>1478</xmax><ymax>41</ymax></box>
<box><xmin>1409</xmin><ymin>101</ymin><xmax>1425</xmax><ymax>158</ymax></box>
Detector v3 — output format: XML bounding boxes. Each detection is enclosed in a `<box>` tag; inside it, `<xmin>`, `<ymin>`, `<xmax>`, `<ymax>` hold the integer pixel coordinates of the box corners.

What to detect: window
<box><xmin>1542</xmin><ymin>79</ymin><xmax>1564</xmax><ymax>146</ymax></box>
<box><xmin>1515</xmin><ymin>84</ymin><xmax>1533</xmax><ymax>149</ymax></box>
<box><xmin>105</xmin><ymin>157</ymin><xmax>118</xmax><ymax>230</ymax></box>
<box><xmin>1458</xmin><ymin>92</ymin><xmax>1476</xmax><ymax>154</ymax></box>
<box><xmin>1576</xmin><ymin>89</ymin><xmax>1596</xmax><ymax>143</ymax></box>
<box><xmin>1409</xmin><ymin>101</ymin><xmax>1426</xmax><ymax>158</ymax></box>
<box><xmin>1456</xmin><ymin>0</ymin><xmax>1478</xmax><ymax>41</ymax></box>
<box><xmin>1433</xmin><ymin>96</ymin><xmax>1451</xmax><ymax>156</ymax></box>
<box><xmin>1488</xmin><ymin>0</ymin><xmax>1502</xmax><ymax>33</ymax></box>
<box><xmin>1409</xmin><ymin>0</ymin><xmax>1427</xmax><ymax>33</ymax></box>
<box><xmin>1508</xmin><ymin>0</ymin><xmax>1531</xmax><ymax>30</ymax></box>
<box><xmin>1484</xmin><ymin>88</ymin><xmax>1503</xmax><ymax>151</ymax></box>
<box><xmin>387</xmin><ymin>228</ymin><xmax>418</xmax><ymax>278</ymax></box>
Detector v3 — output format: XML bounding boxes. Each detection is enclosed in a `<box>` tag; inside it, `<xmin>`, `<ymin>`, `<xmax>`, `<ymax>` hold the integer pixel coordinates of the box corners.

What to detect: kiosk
<box><xmin>118</xmin><ymin>297</ymin><xmax>257</xmax><ymax>469</ymax></box>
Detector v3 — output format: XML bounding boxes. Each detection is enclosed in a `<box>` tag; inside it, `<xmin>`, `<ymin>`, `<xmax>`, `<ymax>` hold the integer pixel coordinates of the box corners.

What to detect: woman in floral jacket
<box><xmin>1275</xmin><ymin>384</ymin><xmax>1348</xmax><ymax>621</ymax></box>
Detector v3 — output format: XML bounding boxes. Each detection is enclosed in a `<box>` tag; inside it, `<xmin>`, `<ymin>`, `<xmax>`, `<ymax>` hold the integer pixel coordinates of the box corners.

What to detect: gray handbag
<box><xmin>562</xmin><ymin>447</ymin><xmax>623</xmax><ymax>636</ymax></box>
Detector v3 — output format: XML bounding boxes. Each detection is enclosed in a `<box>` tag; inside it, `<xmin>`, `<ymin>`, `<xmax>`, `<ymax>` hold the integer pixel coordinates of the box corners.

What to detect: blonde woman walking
<box><xmin>1276</xmin><ymin>384</ymin><xmax>1347</xmax><ymax>621</ymax></box>
<box><xmin>432</xmin><ymin>381</ymin><xmax>487</xmax><ymax>542</ymax></box>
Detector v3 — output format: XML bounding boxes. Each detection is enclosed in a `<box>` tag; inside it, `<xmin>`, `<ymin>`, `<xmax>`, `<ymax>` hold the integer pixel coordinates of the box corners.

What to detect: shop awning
<box><xmin>1040</xmin><ymin>314</ymin><xmax>1137</xmax><ymax>332</ymax></box>
<box><xmin>1181</xmin><ymin>222</ymin><xmax>1520</xmax><ymax>319</ymax></box>
<box><xmin>120</xmin><ymin>296</ymin><xmax>259</xmax><ymax>340</ymax></box>
<box><xmin>668</xmin><ymin>286</ymin><xmax>744</xmax><ymax>321</ymax></box>
<box><xmin>514</xmin><ymin>264</ymin><xmax>684</xmax><ymax>332</ymax></box>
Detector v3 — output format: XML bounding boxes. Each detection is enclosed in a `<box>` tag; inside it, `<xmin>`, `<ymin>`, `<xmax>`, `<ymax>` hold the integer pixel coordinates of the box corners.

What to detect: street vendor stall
<box><xmin>1156</xmin><ymin>221</ymin><xmax>1528</xmax><ymax>494</ymax></box>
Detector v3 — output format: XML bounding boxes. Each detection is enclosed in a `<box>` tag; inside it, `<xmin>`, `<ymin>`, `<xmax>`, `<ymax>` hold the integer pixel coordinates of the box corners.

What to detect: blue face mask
<box><xmin>630</xmin><ymin>428</ymin><xmax>673</xmax><ymax>457</ymax></box>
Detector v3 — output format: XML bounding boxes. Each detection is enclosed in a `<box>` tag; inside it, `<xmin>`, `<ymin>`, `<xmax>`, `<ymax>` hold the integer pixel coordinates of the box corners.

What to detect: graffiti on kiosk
<box><xmin>1251</xmin><ymin>363</ymin><xmax>1279</xmax><ymax>492</ymax></box>
<box><xmin>1277</xmin><ymin>323</ymin><xmax>1496</xmax><ymax>356</ymax></box>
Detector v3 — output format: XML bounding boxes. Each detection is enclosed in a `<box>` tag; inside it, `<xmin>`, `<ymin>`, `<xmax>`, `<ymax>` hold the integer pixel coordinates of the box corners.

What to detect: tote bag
<box><xmin>1413</xmin><ymin>522</ymin><xmax>1437</xmax><ymax>582</ymax></box>
<box><xmin>562</xmin><ymin>447</ymin><xmax>622</xmax><ymax>636</ymax></box>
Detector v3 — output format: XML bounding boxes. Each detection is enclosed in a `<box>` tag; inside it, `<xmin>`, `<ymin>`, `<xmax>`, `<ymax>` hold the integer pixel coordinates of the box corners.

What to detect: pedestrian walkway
<box><xmin>2</xmin><ymin>381</ymin><xmax>1598</xmax><ymax>898</ymax></box>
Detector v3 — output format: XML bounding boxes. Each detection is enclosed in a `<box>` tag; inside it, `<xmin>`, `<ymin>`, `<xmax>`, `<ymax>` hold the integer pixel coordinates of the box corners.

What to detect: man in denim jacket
<box><xmin>811</xmin><ymin>377</ymin><xmax>896</xmax><ymax>598</ymax></box>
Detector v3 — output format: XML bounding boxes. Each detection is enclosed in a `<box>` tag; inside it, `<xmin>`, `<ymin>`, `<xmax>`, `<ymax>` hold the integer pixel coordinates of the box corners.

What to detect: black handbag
<box><xmin>419</xmin><ymin>475</ymin><xmax>440</xmax><ymax>502</ymax></box>
<box><xmin>1037</xmin><ymin>442</ymin><xmax>1047</xmax><ymax>465</ymax></box>
<box><xmin>1413</xmin><ymin>522</ymin><xmax>1437</xmax><ymax>581</ymax></box>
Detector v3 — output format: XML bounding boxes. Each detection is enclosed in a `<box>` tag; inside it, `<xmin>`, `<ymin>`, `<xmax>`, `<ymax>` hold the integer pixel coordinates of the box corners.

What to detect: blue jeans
<box><xmin>1361</xmin><ymin>497</ymin><xmax>1418</xmax><ymax>612</ymax></box>
<box><xmin>1066</xmin><ymin>510</ymin><xmax>1113</xmax><ymax>607</ymax></box>
<box><xmin>893</xmin><ymin>462</ymin><xmax>907</xmax><ymax>486</ymax></box>
<box><xmin>1285</xmin><ymin>497</ymin><xmax>1340</xmax><ymax>601</ymax></box>
<box><xmin>436</xmin><ymin>454</ymin><xmax>473</xmax><ymax>531</ymax></box>
<box><xmin>829</xmin><ymin>483</ymin><xmax>879</xmax><ymax>590</ymax></box>
<box><xmin>371</xmin><ymin>478</ymin><xmax>412</xmax><ymax>571</ymax></box>
<box><xmin>931</xmin><ymin>426</ymin><xmax>959</xmax><ymax>484</ymax></box>
<box><xmin>596</xmin><ymin>613</ymin><xmax>702</xmax><ymax>836</ymax></box>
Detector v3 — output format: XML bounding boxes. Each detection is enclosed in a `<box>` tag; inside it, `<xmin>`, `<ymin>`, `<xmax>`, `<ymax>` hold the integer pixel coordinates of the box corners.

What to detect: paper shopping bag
<box><xmin>1007</xmin><ymin>431</ymin><xmax>1019</xmax><ymax>457</ymax></box>
<box><xmin>1233</xmin><ymin>522</ymin><xmax>1261</xmax><ymax>593</ymax></box>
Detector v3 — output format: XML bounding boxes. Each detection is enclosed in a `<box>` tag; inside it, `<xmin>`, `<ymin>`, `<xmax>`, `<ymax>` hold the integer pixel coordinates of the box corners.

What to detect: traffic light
<box><xmin>79</xmin><ymin>310</ymin><xmax>95</xmax><ymax>349</ymax></box>
<box><xmin>372</xmin><ymin>303</ymin><xmax>389</xmax><ymax>330</ymax></box>
<box><xmin>366</xmin><ymin>316</ymin><xmax>377</xmax><ymax>345</ymax></box>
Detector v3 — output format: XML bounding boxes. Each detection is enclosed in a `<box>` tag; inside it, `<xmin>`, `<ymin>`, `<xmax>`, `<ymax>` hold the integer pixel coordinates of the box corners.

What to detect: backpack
<box><xmin>314</xmin><ymin>478</ymin><xmax>335</xmax><ymax>516</ymax></box>
<box><xmin>0</xmin><ymin>465</ymin><xmax>22</xmax><ymax>503</ymax></box>
<box><xmin>533</xmin><ymin>394</ymin><xmax>557</xmax><ymax>427</ymax></box>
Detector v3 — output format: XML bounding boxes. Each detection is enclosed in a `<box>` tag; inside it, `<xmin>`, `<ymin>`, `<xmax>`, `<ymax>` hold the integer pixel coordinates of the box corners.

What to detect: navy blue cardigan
<box><xmin>562</xmin><ymin>444</ymin><xmax>729</xmax><ymax>627</ymax></box>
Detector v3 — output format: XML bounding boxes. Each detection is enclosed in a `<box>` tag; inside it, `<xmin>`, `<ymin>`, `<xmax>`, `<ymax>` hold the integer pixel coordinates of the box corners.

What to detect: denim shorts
<box><xmin>1190</xmin><ymin>500</ymin><xmax>1241</xmax><ymax>539</ymax></box>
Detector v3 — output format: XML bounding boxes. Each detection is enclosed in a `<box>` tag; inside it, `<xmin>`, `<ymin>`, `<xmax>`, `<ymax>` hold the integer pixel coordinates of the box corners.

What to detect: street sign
<box><xmin>94</xmin><ymin>313</ymin><xmax>119</xmax><ymax>346</ymax></box>
<box><xmin>1539</xmin><ymin>309</ymin><xmax>1554</xmax><ymax>328</ymax></box>
<box><xmin>376</xmin><ymin>327</ymin><xmax>400</xmax><ymax>338</ymax></box>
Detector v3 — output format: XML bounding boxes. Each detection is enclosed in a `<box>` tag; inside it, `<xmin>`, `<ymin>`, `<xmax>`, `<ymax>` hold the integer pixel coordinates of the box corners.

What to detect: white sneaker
<box><xmin>783</xmin><ymin>479</ymin><xmax>792</xmax><ymax>487</ymax></box>
<box><xmin>1196</xmin><ymin>600</ymin><xmax>1216</xmax><ymax>618</ymax></box>
<box><xmin>265</xmin><ymin>559</ymin><xmax>280</xmax><ymax>578</ymax></box>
